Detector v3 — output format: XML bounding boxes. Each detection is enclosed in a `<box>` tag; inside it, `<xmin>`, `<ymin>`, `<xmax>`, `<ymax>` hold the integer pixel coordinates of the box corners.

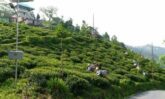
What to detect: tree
<box><xmin>56</xmin><ymin>23</ymin><xmax>68</xmax><ymax>38</ymax></box>
<box><xmin>81</xmin><ymin>20</ymin><xmax>88</xmax><ymax>30</ymax></box>
<box><xmin>102</xmin><ymin>32</ymin><xmax>110</xmax><ymax>41</ymax></box>
<box><xmin>40</xmin><ymin>6</ymin><xmax>57</xmax><ymax>29</ymax></box>
<box><xmin>56</xmin><ymin>23</ymin><xmax>70</xmax><ymax>73</ymax></box>
<box><xmin>64</xmin><ymin>18</ymin><xmax>74</xmax><ymax>32</ymax></box>
<box><xmin>52</xmin><ymin>17</ymin><xmax>63</xmax><ymax>28</ymax></box>
<box><xmin>159</xmin><ymin>55</ymin><xmax>165</xmax><ymax>68</ymax></box>
<box><xmin>111</xmin><ymin>35</ymin><xmax>118</xmax><ymax>42</ymax></box>
<box><xmin>0</xmin><ymin>3</ymin><xmax>14</xmax><ymax>22</ymax></box>
<box><xmin>74</xmin><ymin>24</ymin><xmax>80</xmax><ymax>33</ymax></box>
<box><xmin>40</xmin><ymin>6</ymin><xmax>57</xmax><ymax>21</ymax></box>
<box><xmin>36</xmin><ymin>14</ymin><xmax>40</xmax><ymax>20</ymax></box>
<box><xmin>80</xmin><ymin>20</ymin><xmax>91</xmax><ymax>37</ymax></box>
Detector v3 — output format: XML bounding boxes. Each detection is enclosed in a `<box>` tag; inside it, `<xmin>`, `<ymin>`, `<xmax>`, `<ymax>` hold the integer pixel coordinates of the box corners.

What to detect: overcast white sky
<box><xmin>28</xmin><ymin>0</ymin><xmax>165</xmax><ymax>47</ymax></box>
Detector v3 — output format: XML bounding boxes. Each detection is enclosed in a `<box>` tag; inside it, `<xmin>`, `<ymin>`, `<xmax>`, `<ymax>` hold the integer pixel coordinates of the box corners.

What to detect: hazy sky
<box><xmin>28</xmin><ymin>0</ymin><xmax>165</xmax><ymax>47</ymax></box>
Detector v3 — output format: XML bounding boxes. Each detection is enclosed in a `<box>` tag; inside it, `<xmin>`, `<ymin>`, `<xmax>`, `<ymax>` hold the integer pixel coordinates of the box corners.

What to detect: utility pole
<box><xmin>92</xmin><ymin>13</ymin><xmax>97</xmax><ymax>61</ymax></box>
<box><xmin>92</xmin><ymin>14</ymin><xmax>99</xmax><ymax>66</ymax></box>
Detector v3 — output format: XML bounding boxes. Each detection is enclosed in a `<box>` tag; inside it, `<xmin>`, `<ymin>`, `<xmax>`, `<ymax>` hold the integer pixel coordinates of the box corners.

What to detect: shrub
<box><xmin>28</xmin><ymin>36</ymin><xmax>43</xmax><ymax>45</ymax></box>
<box><xmin>20</xmin><ymin>59</ymin><xmax>37</xmax><ymax>69</ymax></box>
<box><xmin>0</xmin><ymin>67</ymin><xmax>15</xmax><ymax>82</ymax></box>
<box><xmin>29</xmin><ymin>70</ymin><xmax>61</xmax><ymax>87</ymax></box>
<box><xmin>29</xmin><ymin>73</ymin><xmax>48</xmax><ymax>87</ymax></box>
<box><xmin>70</xmin><ymin>56</ymin><xmax>81</xmax><ymax>63</ymax></box>
<box><xmin>66</xmin><ymin>75</ymin><xmax>90</xmax><ymax>94</ymax></box>
<box><xmin>152</xmin><ymin>73</ymin><xmax>165</xmax><ymax>82</ymax></box>
<box><xmin>113</xmin><ymin>69</ymin><xmax>129</xmax><ymax>75</ymax></box>
<box><xmin>125</xmin><ymin>74</ymin><xmax>146</xmax><ymax>82</ymax></box>
<box><xmin>119</xmin><ymin>78</ymin><xmax>135</xmax><ymax>87</ymax></box>
<box><xmin>108</xmin><ymin>77</ymin><xmax>120</xmax><ymax>85</ymax></box>
<box><xmin>87</xmin><ymin>76</ymin><xmax>110</xmax><ymax>89</ymax></box>
<box><xmin>0</xmin><ymin>50</ymin><xmax>7</xmax><ymax>57</ymax></box>
<box><xmin>47</xmin><ymin>78</ymin><xmax>69</xmax><ymax>98</ymax></box>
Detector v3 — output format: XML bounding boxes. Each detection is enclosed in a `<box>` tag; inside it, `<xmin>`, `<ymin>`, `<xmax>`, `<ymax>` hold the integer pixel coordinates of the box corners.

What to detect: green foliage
<box><xmin>125</xmin><ymin>74</ymin><xmax>146</xmax><ymax>82</ymax></box>
<box><xmin>159</xmin><ymin>55</ymin><xmax>165</xmax><ymax>68</ymax></box>
<box><xmin>56</xmin><ymin>23</ymin><xmax>70</xmax><ymax>38</ymax></box>
<box><xmin>0</xmin><ymin>20</ymin><xmax>164</xmax><ymax>98</ymax></box>
<box><xmin>102</xmin><ymin>32</ymin><xmax>110</xmax><ymax>41</ymax></box>
<box><xmin>40</xmin><ymin>6</ymin><xmax>57</xmax><ymax>21</ymax></box>
<box><xmin>0</xmin><ymin>67</ymin><xmax>14</xmax><ymax>82</ymax></box>
<box><xmin>66</xmin><ymin>75</ymin><xmax>90</xmax><ymax>94</ymax></box>
<box><xmin>89</xmin><ymin>77</ymin><xmax>110</xmax><ymax>89</ymax></box>
<box><xmin>20</xmin><ymin>58</ymin><xmax>37</xmax><ymax>69</ymax></box>
<box><xmin>111</xmin><ymin>35</ymin><xmax>118</xmax><ymax>42</ymax></box>
<box><xmin>152</xmin><ymin>73</ymin><xmax>165</xmax><ymax>82</ymax></box>
<box><xmin>0</xmin><ymin>66</ymin><xmax>25</xmax><ymax>83</ymax></box>
<box><xmin>119</xmin><ymin>78</ymin><xmax>135</xmax><ymax>87</ymax></box>
<box><xmin>30</xmin><ymin>73</ymin><xmax>48</xmax><ymax>87</ymax></box>
<box><xmin>113</xmin><ymin>69</ymin><xmax>129</xmax><ymax>75</ymax></box>
<box><xmin>47</xmin><ymin>78</ymin><xmax>69</xmax><ymax>98</ymax></box>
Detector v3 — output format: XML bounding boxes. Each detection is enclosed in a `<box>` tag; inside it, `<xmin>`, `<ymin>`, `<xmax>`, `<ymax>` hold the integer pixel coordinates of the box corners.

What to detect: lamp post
<box><xmin>9</xmin><ymin>0</ymin><xmax>34</xmax><ymax>83</ymax></box>
<box><xmin>9</xmin><ymin>0</ymin><xmax>25</xmax><ymax>83</ymax></box>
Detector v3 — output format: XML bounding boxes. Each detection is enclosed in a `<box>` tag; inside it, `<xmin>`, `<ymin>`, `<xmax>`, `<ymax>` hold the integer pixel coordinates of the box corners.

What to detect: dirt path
<box><xmin>129</xmin><ymin>90</ymin><xmax>165</xmax><ymax>99</ymax></box>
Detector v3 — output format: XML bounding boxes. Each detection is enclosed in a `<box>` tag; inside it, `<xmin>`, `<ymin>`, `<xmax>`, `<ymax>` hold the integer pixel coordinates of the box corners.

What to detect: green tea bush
<box><xmin>87</xmin><ymin>76</ymin><xmax>110</xmax><ymax>89</ymax></box>
<box><xmin>66</xmin><ymin>75</ymin><xmax>90</xmax><ymax>94</ymax></box>
<box><xmin>43</xmin><ymin>36</ymin><xmax>60</xmax><ymax>44</ymax></box>
<box><xmin>0</xmin><ymin>67</ymin><xmax>14</xmax><ymax>82</ymax></box>
<box><xmin>152</xmin><ymin>73</ymin><xmax>165</xmax><ymax>82</ymax></box>
<box><xmin>30</xmin><ymin>73</ymin><xmax>47</xmax><ymax>87</ymax></box>
<box><xmin>20</xmin><ymin>59</ymin><xmax>37</xmax><ymax>69</ymax></box>
<box><xmin>70</xmin><ymin>56</ymin><xmax>81</xmax><ymax>63</ymax></box>
<box><xmin>113</xmin><ymin>69</ymin><xmax>129</xmax><ymax>75</ymax></box>
<box><xmin>0</xmin><ymin>50</ymin><xmax>7</xmax><ymax>57</ymax></box>
<box><xmin>125</xmin><ymin>74</ymin><xmax>146</xmax><ymax>82</ymax></box>
<box><xmin>108</xmin><ymin>77</ymin><xmax>120</xmax><ymax>85</ymax></box>
<box><xmin>119</xmin><ymin>78</ymin><xmax>135</xmax><ymax>87</ymax></box>
<box><xmin>28</xmin><ymin>36</ymin><xmax>43</xmax><ymax>45</ymax></box>
<box><xmin>29</xmin><ymin>69</ymin><xmax>61</xmax><ymax>87</ymax></box>
<box><xmin>47</xmin><ymin>78</ymin><xmax>69</xmax><ymax>98</ymax></box>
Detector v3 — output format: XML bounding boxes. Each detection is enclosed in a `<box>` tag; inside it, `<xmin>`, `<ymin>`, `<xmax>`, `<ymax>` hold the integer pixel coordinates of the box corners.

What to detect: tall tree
<box><xmin>80</xmin><ymin>20</ymin><xmax>91</xmax><ymax>36</ymax></box>
<box><xmin>159</xmin><ymin>55</ymin><xmax>165</xmax><ymax>68</ymax></box>
<box><xmin>36</xmin><ymin>14</ymin><xmax>40</xmax><ymax>20</ymax></box>
<box><xmin>74</xmin><ymin>24</ymin><xmax>80</xmax><ymax>33</ymax></box>
<box><xmin>52</xmin><ymin>17</ymin><xmax>63</xmax><ymax>27</ymax></box>
<box><xmin>40</xmin><ymin>6</ymin><xmax>57</xmax><ymax>22</ymax></box>
<box><xmin>55</xmin><ymin>23</ymin><xmax>70</xmax><ymax>76</ymax></box>
<box><xmin>103</xmin><ymin>32</ymin><xmax>110</xmax><ymax>41</ymax></box>
<box><xmin>111</xmin><ymin>35</ymin><xmax>118</xmax><ymax>42</ymax></box>
<box><xmin>64</xmin><ymin>18</ymin><xmax>74</xmax><ymax>32</ymax></box>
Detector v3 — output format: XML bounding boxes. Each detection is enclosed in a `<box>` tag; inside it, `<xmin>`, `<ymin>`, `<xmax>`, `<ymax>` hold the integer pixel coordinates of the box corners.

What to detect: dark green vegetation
<box><xmin>0</xmin><ymin>20</ymin><xmax>165</xmax><ymax>99</ymax></box>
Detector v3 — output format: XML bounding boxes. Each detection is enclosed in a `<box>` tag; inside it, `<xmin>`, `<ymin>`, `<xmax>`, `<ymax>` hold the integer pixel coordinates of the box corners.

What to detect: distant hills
<box><xmin>127</xmin><ymin>44</ymin><xmax>165</xmax><ymax>60</ymax></box>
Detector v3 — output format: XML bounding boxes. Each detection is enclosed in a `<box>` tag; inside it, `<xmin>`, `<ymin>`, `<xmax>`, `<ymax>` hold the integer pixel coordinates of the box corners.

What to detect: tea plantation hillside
<box><xmin>0</xmin><ymin>22</ymin><xmax>165</xmax><ymax>99</ymax></box>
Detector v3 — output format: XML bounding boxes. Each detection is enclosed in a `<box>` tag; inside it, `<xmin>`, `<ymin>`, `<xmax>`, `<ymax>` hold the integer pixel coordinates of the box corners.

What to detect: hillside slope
<box><xmin>0</xmin><ymin>22</ymin><xmax>165</xmax><ymax>99</ymax></box>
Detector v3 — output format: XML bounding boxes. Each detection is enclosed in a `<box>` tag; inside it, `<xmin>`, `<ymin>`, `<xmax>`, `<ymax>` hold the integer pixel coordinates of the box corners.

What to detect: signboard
<box><xmin>8</xmin><ymin>50</ymin><xmax>24</xmax><ymax>60</ymax></box>
<box><xmin>10</xmin><ymin>0</ymin><xmax>33</xmax><ymax>2</ymax></box>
